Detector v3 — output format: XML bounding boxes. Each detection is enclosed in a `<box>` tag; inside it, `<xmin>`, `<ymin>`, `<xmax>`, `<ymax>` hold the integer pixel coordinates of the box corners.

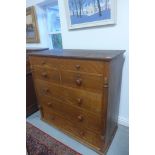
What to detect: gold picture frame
<box><xmin>26</xmin><ymin>6</ymin><xmax>40</xmax><ymax>43</ymax></box>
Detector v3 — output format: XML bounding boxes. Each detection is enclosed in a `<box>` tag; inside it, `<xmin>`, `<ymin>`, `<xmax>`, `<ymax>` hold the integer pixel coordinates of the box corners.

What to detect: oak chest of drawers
<box><xmin>29</xmin><ymin>49</ymin><xmax>125</xmax><ymax>154</ymax></box>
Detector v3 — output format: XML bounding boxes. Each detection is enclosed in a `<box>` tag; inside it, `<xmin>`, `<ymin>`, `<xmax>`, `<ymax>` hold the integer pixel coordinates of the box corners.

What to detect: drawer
<box><xmin>35</xmin><ymin>80</ymin><xmax>63</xmax><ymax>100</ymax></box>
<box><xmin>42</xmin><ymin>106</ymin><xmax>103</xmax><ymax>148</ymax></box>
<box><xmin>60</xmin><ymin>59</ymin><xmax>104</xmax><ymax>74</ymax></box>
<box><xmin>35</xmin><ymin>80</ymin><xmax>103</xmax><ymax>114</ymax></box>
<box><xmin>61</xmin><ymin>71</ymin><xmax>104</xmax><ymax>93</ymax></box>
<box><xmin>32</xmin><ymin>67</ymin><xmax>60</xmax><ymax>84</ymax></box>
<box><xmin>39</xmin><ymin>96</ymin><xmax>103</xmax><ymax>133</ymax></box>
<box><xmin>29</xmin><ymin>56</ymin><xmax>59</xmax><ymax>69</ymax></box>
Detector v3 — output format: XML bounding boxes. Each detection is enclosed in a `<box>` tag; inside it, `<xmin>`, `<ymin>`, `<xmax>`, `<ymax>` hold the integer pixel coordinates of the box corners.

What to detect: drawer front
<box><xmin>40</xmin><ymin>96</ymin><xmax>102</xmax><ymax>133</ymax></box>
<box><xmin>61</xmin><ymin>71</ymin><xmax>104</xmax><ymax>93</ymax></box>
<box><xmin>32</xmin><ymin>67</ymin><xmax>60</xmax><ymax>84</ymax></box>
<box><xmin>29</xmin><ymin>56</ymin><xmax>58</xmax><ymax>69</ymax></box>
<box><xmin>35</xmin><ymin>80</ymin><xmax>103</xmax><ymax>114</ymax></box>
<box><xmin>42</xmin><ymin>106</ymin><xmax>102</xmax><ymax>148</ymax></box>
<box><xmin>60</xmin><ymin>59</ymin><xmax>104</xmax><ymax>74</ymax></box>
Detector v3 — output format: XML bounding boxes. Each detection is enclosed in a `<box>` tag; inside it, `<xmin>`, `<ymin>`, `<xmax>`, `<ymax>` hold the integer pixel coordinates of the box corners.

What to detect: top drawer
<box><xmin>29</xmin><ymin>56</ymin><xmax>58</xmax><ymax>69</ymax></box>
<box><xmin>59</xmin><ymin>59</ymin><xmax>104</xmax><ymax>74</ymax></box>
<box><xmin>29</xmin><ymin>56</ymin><xmax>104</xmax><ymax>74</ymax></box>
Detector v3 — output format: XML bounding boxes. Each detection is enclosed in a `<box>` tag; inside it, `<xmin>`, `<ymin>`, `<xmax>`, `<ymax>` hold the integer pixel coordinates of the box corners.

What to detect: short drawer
<box><xmin>42</xmin><ymin>106</ymin><xmax>103</xmax><ymax>148</ymax></box>
<box><xmin>40</xmin><ymin>96</ymin><xmax>103</xmax><ymax>133</ymax></box>
<box><xmin>35</xmin><ymin>80</ymin><xmax>103</xmax><ymax>114</ymax></box>
<box><xmin>61</xmin><ymin>71</ymin><xmax>104</xmax><ymax>93</ymax></box>
<box><xmin>29</xmin><ymin>56</ymin><xmax>59</xmax><ymax>69</ymax></box>
<box><xmin>32</xmin><ymin>67</ymin><xmax>60</xmax><ymax>84</ymax></box>
<box><xmin>59</xmin><ymin>59</ymin><xmax>104</xmax><ymax>74</ymax></box>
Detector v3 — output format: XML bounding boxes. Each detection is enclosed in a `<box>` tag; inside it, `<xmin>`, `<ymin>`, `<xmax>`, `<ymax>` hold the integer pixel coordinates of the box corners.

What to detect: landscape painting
<box><xmin>65</xmin><ymin>0</ymin><xmax>116</xmax><ymax>29</ymax></box>
<box><xmin>26</xmin><ymin>14</ymin><xmax>35</xmax><ymax>39</ymax></box>
<box><xmin>26</xmin><ymin>6</ymin><xmax>40</xmax><ymax>43</ymax></box>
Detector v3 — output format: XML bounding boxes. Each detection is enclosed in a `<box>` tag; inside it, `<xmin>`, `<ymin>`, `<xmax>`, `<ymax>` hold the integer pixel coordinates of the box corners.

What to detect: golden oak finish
<box><xmin>30</xmin><ymin>56</ymin><xmax>58</xmax><ymax>69</ymax></box>
<box><xmin>42</xmin><ymin>106</ymin><xmax>102</xmax><ymax>149</ymax></box>
<box><xmin>29</xmin><ymin>49</ymin><xmax>125</xmax><ymax>155</ymax></box>
<box><xmin>39</xmin><ymin>95</ymin><xmax>103</xmax><ymax>133</ymax></box>
<box><xmin>31</xmin><ymin>67</ymin><xmax>60</xmax><ymax>84</ymax></box>
<box><xmin>61</xmin><ymin>70</ymin><xmax>104</xmax><ymax>93</ymax></box>
<box><xmin>59</xmin><ymin>59</ymin><xmax>104</xmax><ymax>74</ymax></box>
<box><xmin>35</xmin><ymin>79</ymin><xmax>103</xmax><ymax>114</ymax></box>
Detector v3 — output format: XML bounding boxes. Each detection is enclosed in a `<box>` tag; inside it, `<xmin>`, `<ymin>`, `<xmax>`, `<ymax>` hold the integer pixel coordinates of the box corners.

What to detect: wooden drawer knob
<box><xmin>42</xmin><ymin>88</ymin><xmax>49</xmax><ymax>95</ymax></box>
<box><xmin>77</xmin><ymin>98</ymin><xmax>83</xmax><ymax>106</ymax></box>
<box><xmin>45</xmin><ymin>88</ymin><xmax>49</xmax><ymax>93</ymax></box>
<box><xmin>42</xmin><ymin>72</ymin><xmax>48</xmax><ymax>77</ymax></box>
<box><xmin>41</xmin><ymin>88</ymin><xmax>49</xmax><ymax>95</ymax></box>
<box><xmin>80</xmin><ymin>131</ymin><xmax>85</xmax><ymax>136</ymax></box>
<box><xmin>75</xmin><ymin>64</ymin><xmax>80</xmax><ymax>70</ymax></box>
<box><xmin>40</xmin><ymin>88</ymin><xmax>50</xmax><ymax>95</ymax></box>
<box><xmin>40</xmin><ymin>88</ymin><xmax>49</xmax><ymax>95</ymax></box>
<box><xmin>76</xmin><ymin>79</ymin><xmax>82</xmax><ymax>86</ymax></box>
<box><xmin>77</xmin><ymin>115</ymin><xmax>83</xmax><ymax>122</ymax></box>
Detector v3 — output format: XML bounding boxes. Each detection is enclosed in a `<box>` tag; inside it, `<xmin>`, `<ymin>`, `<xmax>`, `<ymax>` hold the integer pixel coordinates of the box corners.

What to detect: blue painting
<box><xmin>66</xmin><ymin>0</ymin><xmax>115</xmax><ymax>29</ymax></box>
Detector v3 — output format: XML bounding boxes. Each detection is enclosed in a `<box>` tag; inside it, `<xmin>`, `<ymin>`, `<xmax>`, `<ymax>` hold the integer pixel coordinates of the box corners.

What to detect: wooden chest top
<box><xmin>28</xmin><ymin>49</ymin><xmax>125</xmax><ymax>61</ymax></box>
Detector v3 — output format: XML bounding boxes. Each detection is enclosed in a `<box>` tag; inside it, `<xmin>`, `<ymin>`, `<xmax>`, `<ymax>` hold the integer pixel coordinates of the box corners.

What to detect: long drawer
<box><xmin>39</xmin><ymin>95</ymin><xmax>103</xmax><ymax>133</ymax></box>
<box><xmin>29</xmin><ymin>56</ymin><xmax>104</xmax><ymax>74</ymax></box>
<box><xmin>42</xmin><ymin>106</ymin><xmax>103</xmax><ymax>148</ymax></box>
<box><xmin>35</xmin><ymin>80</ymin><xmax>103</xmax><ymax>114</ymax></box>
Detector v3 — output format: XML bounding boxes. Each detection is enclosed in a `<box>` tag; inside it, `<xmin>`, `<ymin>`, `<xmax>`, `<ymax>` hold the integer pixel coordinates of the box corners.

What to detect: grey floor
<box><xmin>27</xmin><ymin>111</ymin><xmax>129</xmax><ymax>155</ymax></box>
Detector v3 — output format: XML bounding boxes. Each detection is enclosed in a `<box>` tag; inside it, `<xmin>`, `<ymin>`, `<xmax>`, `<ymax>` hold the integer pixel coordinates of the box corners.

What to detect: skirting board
<box><xmin>118</xmin><ymin>116</ymin><xmax>129</xmax><ymax>127</ymax></box>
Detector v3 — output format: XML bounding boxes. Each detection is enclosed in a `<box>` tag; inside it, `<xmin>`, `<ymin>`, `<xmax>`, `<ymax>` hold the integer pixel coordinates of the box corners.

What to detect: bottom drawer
<box><xmin>41</xmin><ymin>106</ymin><xmax>103</xmax><ymax>149</ymax></box>
<box><xmin>39</xmin><ymin>95</ymin><xmax>102</xmax><ymax>133</ymax></box>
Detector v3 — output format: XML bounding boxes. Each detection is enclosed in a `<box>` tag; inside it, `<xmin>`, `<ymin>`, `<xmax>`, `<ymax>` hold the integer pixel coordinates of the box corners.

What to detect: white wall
<box><xmin>58</xmin><ymin>0</ymin><xmax>129</xmax><ymax>126</ymax></box>
<box><xmin>26</xmin><ymin>0</ymin><xmax>129</xmax><ymax>126</ymax></box>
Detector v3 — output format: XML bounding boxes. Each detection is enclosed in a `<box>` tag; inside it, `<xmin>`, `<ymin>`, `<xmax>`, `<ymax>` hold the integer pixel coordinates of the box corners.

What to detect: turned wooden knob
<box><xmin>76</xmin><ymin>79</ymin><xmax>82</xmax><ymax>86</ymax></box>
<box><xmin>77</xmin><ymin>115</ymin><xmax>83</xmax><ymax>122</ymax></box>
<box><xmin>42</xmin><ymin>88</ymin><xmax>49</xmax><ymax>95</ymax></box>
<box><xmin>42</xmin><ymin>72</ymin><xmax>47</xmax><ymax>77</ymax></box>
<box><xmin>45</xmin><ymin>88</ymin><xmax>49</xmax><ymax>92</ymax></box>
<box><xmin>77</xmin><ymin>98</ymin><xmax>83</xmax><ymax>106</ymax></box>
<box><xmin>80</xmin><ymin>131</ymin><xmax>85</xmax><ymax>136</ymax></box>
<box><xmin>43</xmin><ymin>88</ymin><xmax>49</xmax><ymax>94</ymax></box>
<box><xmin>75</xmin><ymin>64</ymin><xmax>80</xmax><ymax>70</ymax></box>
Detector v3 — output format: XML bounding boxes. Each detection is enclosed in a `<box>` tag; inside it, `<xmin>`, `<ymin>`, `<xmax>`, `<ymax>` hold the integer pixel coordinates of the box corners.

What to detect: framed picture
<box><xmin>26</xmin><ymin>6</ymin><xmax>40</xmax><ymax>43</ymax></box>
<box><xmin>64</xmin><ymin>0</ymin><xmax>116</xmax><ymax>29</ymax></box>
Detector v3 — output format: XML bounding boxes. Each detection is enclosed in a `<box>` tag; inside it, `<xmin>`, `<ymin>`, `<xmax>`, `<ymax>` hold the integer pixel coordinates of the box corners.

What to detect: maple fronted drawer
<box><xmin>29</xmin><ymin>49</ymin><xmax>125</xmax><ymax>155</ymax></box>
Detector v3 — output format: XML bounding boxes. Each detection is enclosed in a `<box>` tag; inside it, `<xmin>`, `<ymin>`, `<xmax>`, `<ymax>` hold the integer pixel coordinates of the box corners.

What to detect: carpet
<box><xmin>26</xmin><ymin>122</ymin><xmax>82</xmax><ymax>155</ymax></box>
